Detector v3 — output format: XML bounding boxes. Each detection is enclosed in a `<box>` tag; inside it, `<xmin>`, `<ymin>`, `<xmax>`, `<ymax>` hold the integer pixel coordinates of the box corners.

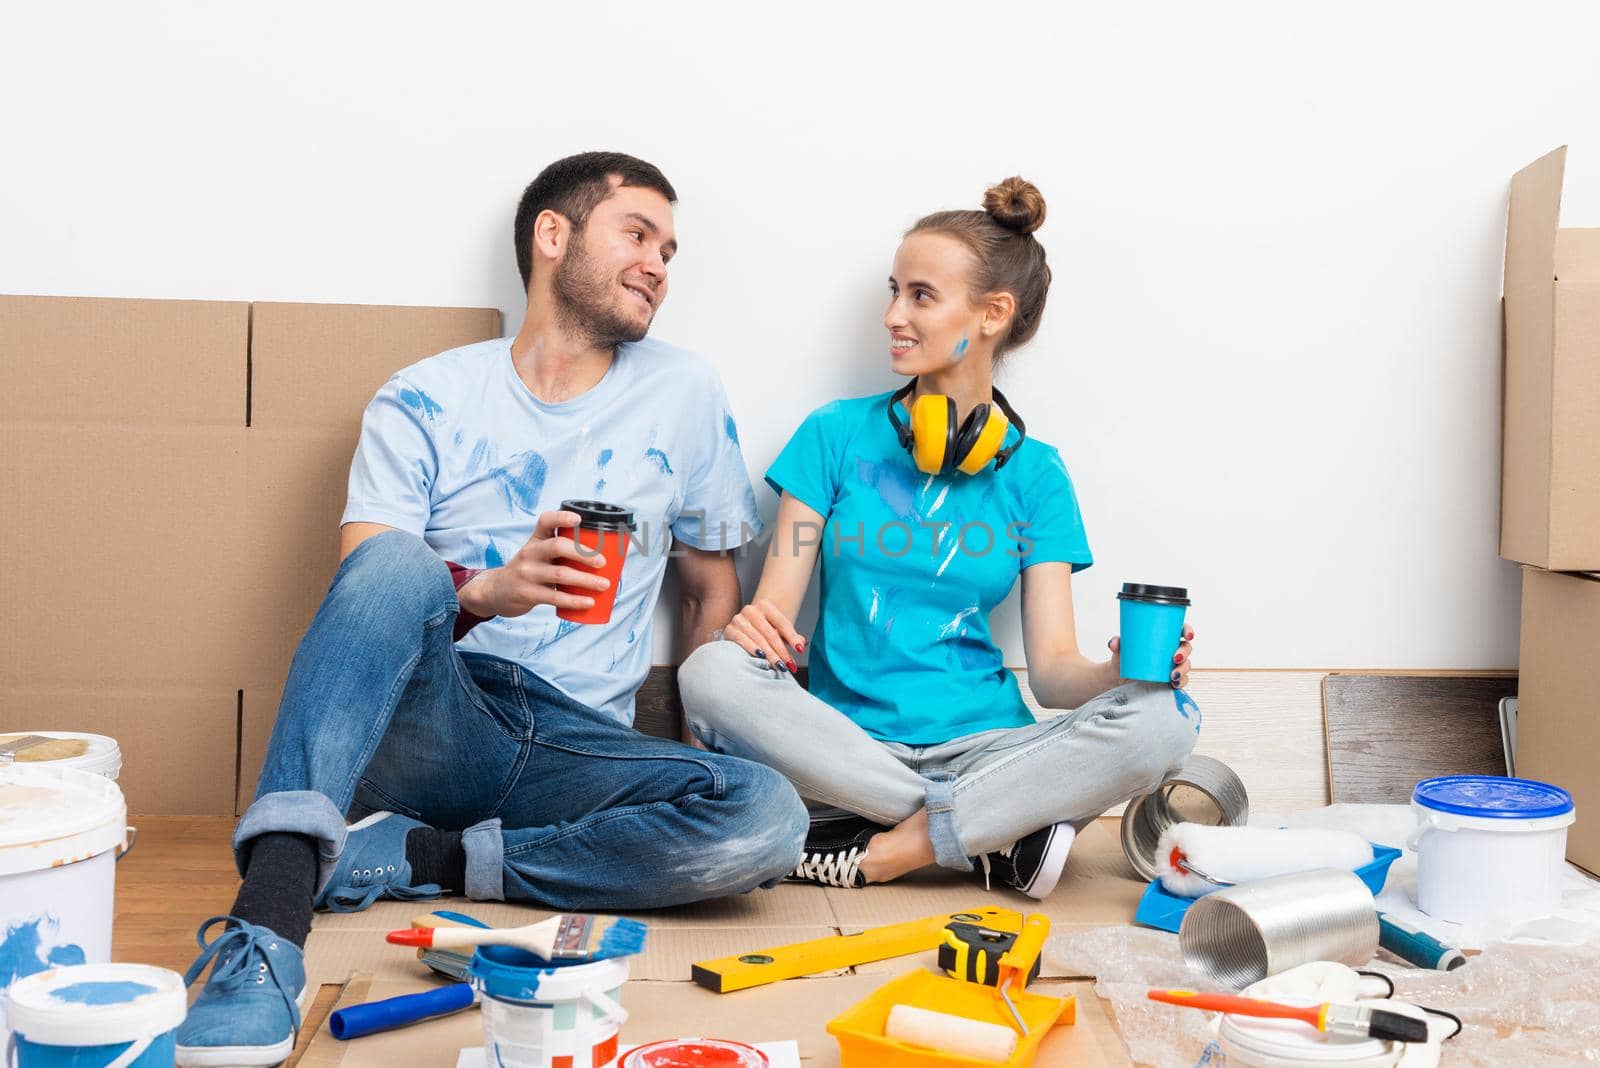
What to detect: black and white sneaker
<box><xmin>980</xmin><ymin>822</ymin><xmax>1076</xmax><ymax>900</ymax></box>
<box><xmin>787</xmin><ymin>824</ymin><xmax>878</xmax><ymax>888</ymax></box>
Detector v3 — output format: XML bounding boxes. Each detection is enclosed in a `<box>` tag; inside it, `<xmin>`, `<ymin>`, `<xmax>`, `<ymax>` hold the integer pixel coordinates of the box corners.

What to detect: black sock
<box><xmin>230</xmin><ymin>832</ymin><xmax>318</xmax><ymax>948</ymax></box>
<box><xmin>406</xmin><ymin>828</ymin><xmax>466</xmax><ymax>892</ymax></box>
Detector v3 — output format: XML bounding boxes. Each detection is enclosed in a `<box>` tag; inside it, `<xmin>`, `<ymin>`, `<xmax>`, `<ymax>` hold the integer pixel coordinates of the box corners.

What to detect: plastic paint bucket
<box><xmin>1216</xmin><ymin>999</ymin><xmax>1402</xmax><ymax>1067</ymax></box>
<box><xmin>6</xmin><ymin>963</ymin><xmax>186</xmax><ymax>1068</ymax></box>
<box><xmin>0</xmin><ymin>766</ymin><xmax>129</xmax><ymax>1049</ymax></box>
<box><xmin>1116</xmin><ymin>583</ymin><xmax>1190</xmax><ymax>683</ymax></box>
<box><xmin>469</xmin><ymin>945</ymin><xmax>629</xmax><ymax>1068</ymax></box>
<box><xmin>0</xmin><ymin>733</ymin><xmax>122</xmax><ymax>781</ymax></box>
<box><xmin>1410</xmin><ymin>775</ymin><xmax>1575</xmax><ymax>928</ymax></box>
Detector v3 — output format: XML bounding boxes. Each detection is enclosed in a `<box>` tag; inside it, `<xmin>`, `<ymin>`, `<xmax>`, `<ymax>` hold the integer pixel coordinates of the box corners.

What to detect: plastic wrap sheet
<box><xmin>1047</xmin><ymin>926</ymin><xmax>1222</xmax><ymax>1068</ymax></box>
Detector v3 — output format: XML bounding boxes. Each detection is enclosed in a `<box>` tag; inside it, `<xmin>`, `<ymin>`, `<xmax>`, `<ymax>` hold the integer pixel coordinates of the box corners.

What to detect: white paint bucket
<box><xmin>0</xmin><ymin>734</ymin><xmax>121</xmax><ymax>781</ymax></box>
<box><xmin>1410</xmin><ymin>776</ymin><xmax>1576</xmax><ymax>929</ymax></box>
<box><xmin>469</xmin><ymin>946</ymin><xmax>629</xmax><ymax>1068</ymax></box>
<box><xmin>5</xmin><ymin>963</ymin><xmax>185</xmax><ymax>1068</ymax></box>
<box><xmin>0</xmin><ymin>766</ymin><xmax>129</xmax><ymax>1050</ymax></box>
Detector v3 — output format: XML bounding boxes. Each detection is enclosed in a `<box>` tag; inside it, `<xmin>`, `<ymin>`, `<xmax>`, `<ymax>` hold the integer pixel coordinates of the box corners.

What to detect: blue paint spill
<box><xmin>644</xmin><ymin>448</ymin><xmax>674</xmax><ymax>475</ymax></box>
<box><xmin>491</xmin><ymin>452</ymin><xmax>548</xmax><ymax>515</ymax></box>
<box><xmin>533</xmin><ymin>619</ymin><xmax>581</xmax><ymax>654</ymax></box>
<box><xmin>1174</xmin><ymin>689</ymin><xmax>1202</xmax><ymax>731</ymax></box>
<box><xmin>484</xmin><ymin>537</ymin><xmax>504</xmax><ymax>569</ymax></box>
<box><xmin>469</xmin><ymin>438</ymin><xmax>496</xmax><ymax>474</ymax></box>
<box><xmin>1</xmin><ymin>917</ymin><xmax>86</xmax><ymax>990</ymax></box>
<box><xmin>597</xmin><ymin>448</ymin><xmax>614</xmax><ymax>468</ymax></box>
<box><xmin>854</xmin><ymin>458</ymin><xmax>922</xmax><ymax>521</ymax></box>
<box><xmin>724</xmin><ymin>414</ymin><xmax>740</xmax><ymax>445</ymax></box>
<box><xmin>398</xmin><ymin>387</ymin><xmax>445</xmax><ymax>421</ymax></box>
<box><xmin>52</xmin><ymin>981</ymin><xmax>156</xmax><ymax>1006</ymax></box>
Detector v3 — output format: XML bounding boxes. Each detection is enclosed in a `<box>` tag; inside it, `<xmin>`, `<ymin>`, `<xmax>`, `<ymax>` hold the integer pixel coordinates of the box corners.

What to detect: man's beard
<box><xmin>552</xmin><ymin>232</ymin><xmax>651</xmax><ymax>348</ymax></box>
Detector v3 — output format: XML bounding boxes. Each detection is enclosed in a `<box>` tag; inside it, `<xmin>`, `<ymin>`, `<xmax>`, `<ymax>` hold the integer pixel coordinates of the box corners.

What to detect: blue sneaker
<box><xmin>175</xmin><ymin>916</ymin><xmax>309</xmax><ymax>1067</ymax></box>
<box><xmin>313</xmin><ymin>811</ymin><xmax>444</xmax><ymax>913</ymax></box>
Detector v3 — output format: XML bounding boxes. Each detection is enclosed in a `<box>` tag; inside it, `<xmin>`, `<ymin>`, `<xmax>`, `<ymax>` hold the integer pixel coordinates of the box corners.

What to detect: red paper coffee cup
<box><xmin>554</xmin><ymin>499</ymin><xmax>635</xmax><ymax>625</ymax></box>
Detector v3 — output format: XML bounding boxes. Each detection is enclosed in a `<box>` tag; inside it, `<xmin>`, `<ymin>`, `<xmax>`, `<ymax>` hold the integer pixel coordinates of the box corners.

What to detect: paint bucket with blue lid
<box><xmin>5</xmin><ymin>963</ymin><xmax>185</xmax><ymax>1067</ymax></box>
<box><xmin>468</xmin><ymin>945</ymin><xmax>630</xmax><ymax>1068</ymax></box>
<box><xmin>0</xmin><ymin>766</ymin><xmax>130</xmax><ymax>1050</ymax></box>
<box><xmin>1410</xmin><ymin>775</ymin><xmax>1576</xmax><ymax>930</ymax></box>
<box><xmin>1116</xmin><ymin>583</ymin><xmax>1190</xmax><ymax>683</ymax></box>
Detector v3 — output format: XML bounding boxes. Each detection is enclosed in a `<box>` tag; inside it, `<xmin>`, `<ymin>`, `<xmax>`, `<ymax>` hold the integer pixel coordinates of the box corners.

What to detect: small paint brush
<box><xmin>387</xmin><ymin>913</ymin><xmax>647</xmax><ymax>963</ymax></box>
<box><xmin>1148</xmin><ymin>990</ymin><xmax>1430</xmax><ymax>1043</ymax></box>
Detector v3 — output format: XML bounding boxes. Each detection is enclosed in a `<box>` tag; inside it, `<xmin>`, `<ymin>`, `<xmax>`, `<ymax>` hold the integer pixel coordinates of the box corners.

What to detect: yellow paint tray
<box><xmin>826</xmin><ymin>967</ymin><xmax>1074</xmax><ymax>1068</ymax></box>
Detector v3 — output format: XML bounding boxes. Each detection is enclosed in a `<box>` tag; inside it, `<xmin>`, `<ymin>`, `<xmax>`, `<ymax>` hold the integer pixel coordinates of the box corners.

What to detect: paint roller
<box><xmin>880</xmin><ymin>915</ymin><xmax>1052</xmax><ymax>1063</ymax></box>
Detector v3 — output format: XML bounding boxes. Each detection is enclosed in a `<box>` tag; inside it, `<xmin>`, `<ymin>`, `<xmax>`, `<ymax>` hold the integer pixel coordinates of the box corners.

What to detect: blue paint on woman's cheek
<box><xmin>51</xmin><ymin>981</ymin><xmax>157</xmax><ymax>1006</ymax></box>
<box><xmin>951</xmin><ymin>337</ymin><xmax>969</xmax><ymax>362</ymax></box>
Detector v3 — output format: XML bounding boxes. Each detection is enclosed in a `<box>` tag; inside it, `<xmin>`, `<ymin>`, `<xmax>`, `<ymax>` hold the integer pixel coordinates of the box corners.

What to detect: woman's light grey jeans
<box><xmin>677</xmin><ymin>639</ymin><xmax>1201</xmax><ymax>871</ymax></box>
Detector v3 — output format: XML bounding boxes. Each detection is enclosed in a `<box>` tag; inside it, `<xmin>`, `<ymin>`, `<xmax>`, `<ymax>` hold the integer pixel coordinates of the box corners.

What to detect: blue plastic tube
<box><xmin>328</xmin><ymin>983</ymin><xmax>476</xmax><ymax>1040</ymax></box>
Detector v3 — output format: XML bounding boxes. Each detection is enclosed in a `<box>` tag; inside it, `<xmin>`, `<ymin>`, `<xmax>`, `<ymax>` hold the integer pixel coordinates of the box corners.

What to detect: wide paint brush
<box><xmin>386</xmin><ymin>913</ymin><xmax>646</xmax><ymax>963</ymax></box>
<box><xmin>1148</xmin><ymin>989</ymin><xmax>1430</xmax><ymax>1043</ymax></box>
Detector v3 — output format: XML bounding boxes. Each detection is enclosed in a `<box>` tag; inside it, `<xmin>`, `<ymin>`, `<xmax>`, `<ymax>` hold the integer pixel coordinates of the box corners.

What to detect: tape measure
<box><xmin>691</xmin><ymin>907</ymin><xmax>1023</xmax><ymax>993</ymax></box>
<box><xmin>938</xmin><ymin>921</ymin><xmax>1043</xmax><ymax>987</ymax></box>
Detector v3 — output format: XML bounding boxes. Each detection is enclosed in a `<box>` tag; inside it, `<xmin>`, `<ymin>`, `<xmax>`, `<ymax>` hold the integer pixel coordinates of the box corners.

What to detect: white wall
<box><xmin>6</xmin><ymin>0</ymin><xmax>1598</xmax><ymax>670</ymax></box>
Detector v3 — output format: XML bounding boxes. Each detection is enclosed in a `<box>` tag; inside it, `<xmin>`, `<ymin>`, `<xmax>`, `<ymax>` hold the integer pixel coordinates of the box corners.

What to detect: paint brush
<box><xmin>1148</xmin><ymin>990</ymin><xmax>1430</xmax><ymax>1043</ymax></box>
<box><xmin>386</xmin><ymin>913</ymin><xmax>647</xmax><ymax>963</ymax></box>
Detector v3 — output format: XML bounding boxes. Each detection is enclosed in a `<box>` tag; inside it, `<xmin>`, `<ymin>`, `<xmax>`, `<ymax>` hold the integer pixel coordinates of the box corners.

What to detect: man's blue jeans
<box><xmin>236</xmin><ymin>530</ymin><xmax>808</xmax><ymax>910</ymax></box>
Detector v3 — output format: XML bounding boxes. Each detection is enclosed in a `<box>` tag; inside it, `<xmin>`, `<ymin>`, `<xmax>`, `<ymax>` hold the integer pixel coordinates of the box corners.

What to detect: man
<box><xmin>174</xmin><ymin>152</ymin><xmax>808</xmax><ymax>1067</ymax></box>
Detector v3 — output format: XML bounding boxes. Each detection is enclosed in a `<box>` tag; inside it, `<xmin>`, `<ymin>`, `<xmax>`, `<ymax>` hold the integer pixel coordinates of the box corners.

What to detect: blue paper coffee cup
<box><xmin>1117</xmin><ymin>583</ymin><xmax>1191</xmax><ymax>683</ymax></box>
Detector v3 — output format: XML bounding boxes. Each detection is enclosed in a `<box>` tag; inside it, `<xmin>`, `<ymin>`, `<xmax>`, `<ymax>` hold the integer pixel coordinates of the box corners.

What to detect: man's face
<box><xmin>551</xmin><ymin>182</ymin><xmax>677</xmax><ymax>347</ymax></box>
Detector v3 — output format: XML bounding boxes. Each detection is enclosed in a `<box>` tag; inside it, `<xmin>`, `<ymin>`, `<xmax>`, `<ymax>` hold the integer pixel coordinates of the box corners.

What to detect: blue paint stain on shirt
<box><xmin>854</xmin><ymin>458</ymin><xmax>921</xmax><ymax>521</ymax></box>
<box><xmin>398</xmin><ymin>387</ymin><xmax>445</xmax><ymax>421</ymax></box>
<box><xmin>644</xmin><ymin>448</ymin><xmax>673</xmax><ymax>475</ymax></box>
<box><xmin>484</xmin><ymin>537</ymin><xmax>504</xmax><ymax>569</ymax></box>
<box><xmin>492</xmin><ymin>452</ymin><xmax>548</xmax><ymax>514</ymax></box>
<box><xmin>1</xmin><ymin>918</ymin><xmax>86</xmax><ymax>989</ymax></box>
<box><xmin>51</xmin><ymin>981</ymin><xmax>157</xmax><ymax>1006</ymax></box>
<box><xmin>724</xmin><ymin>414</ymin><xmax>740</xmax><ymax>445</ymax></box>
<box><xmin>597</xmin><ymin>448</ymin><xmax>613</xmax><ymax>468</ymax></box>
<box><xmin>533</xmin><ymin>619</ymin><xmax>581</xmax><ymax>654</ymax></box>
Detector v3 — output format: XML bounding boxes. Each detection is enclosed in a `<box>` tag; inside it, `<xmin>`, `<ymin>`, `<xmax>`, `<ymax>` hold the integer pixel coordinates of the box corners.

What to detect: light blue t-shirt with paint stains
<box><xmin>342</xmin><ymin>336</ymin><xmax>762</xmax><ymax>725</ymax></box>
<box><xmin>767</xmin><ymin>391</ymin><xmax>1092</xmax><ymax>745</ymax></box>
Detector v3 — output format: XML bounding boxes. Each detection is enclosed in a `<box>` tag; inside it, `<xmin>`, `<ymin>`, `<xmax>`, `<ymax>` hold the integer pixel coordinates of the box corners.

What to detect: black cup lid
<box><xmin>559</xmin><ymin>499</ymin><xmax>636</xmax><ymax>531</ymax></box>
<box><xmin>1117</xmin><ymin>582</ymin><xmax>1190</xmax><ymax>606</ymax></box>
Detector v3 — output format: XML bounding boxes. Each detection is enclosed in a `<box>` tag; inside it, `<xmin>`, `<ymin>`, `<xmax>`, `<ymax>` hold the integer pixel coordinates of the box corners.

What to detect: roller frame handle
<box><xmin>328</xmin><ymin>983</ymin><xmax>476</xmax><ymax>1040</ymax></box>
<box><xmin>1377</xmin><ymin>911</ymin><xmax>1466</xmax><ymax>971</ymax></box>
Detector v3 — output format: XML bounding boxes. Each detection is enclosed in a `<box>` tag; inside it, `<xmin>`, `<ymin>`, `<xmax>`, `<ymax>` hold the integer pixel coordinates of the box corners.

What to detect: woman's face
<box><xmin>884</xmin><ymin>232</ymin><xmax>983</xmax><ymax>377</ymax></box>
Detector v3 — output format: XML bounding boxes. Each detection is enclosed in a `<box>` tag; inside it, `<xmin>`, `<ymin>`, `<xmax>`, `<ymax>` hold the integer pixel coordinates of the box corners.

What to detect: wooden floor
<box><xmin>114</xmin><ymin>816</ymin><xmax>338</xmax><ymax>1067</ymax></box>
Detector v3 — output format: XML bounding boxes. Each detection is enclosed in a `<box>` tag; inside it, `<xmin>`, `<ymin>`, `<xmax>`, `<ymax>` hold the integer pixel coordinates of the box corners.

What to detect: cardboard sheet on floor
<box><xmin>301</xmin><ymin>819</ymin><xmax>1143</xmax><ymax>990</ymax></box>
<box><xmin>295</xmin><ymin>973</ymin><xmax>1128</xmax><ymax>1068</ymax></box>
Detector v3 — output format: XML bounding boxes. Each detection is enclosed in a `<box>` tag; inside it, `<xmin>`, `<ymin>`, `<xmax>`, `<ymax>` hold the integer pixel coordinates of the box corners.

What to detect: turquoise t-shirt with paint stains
<box><xmin>767</xmin><ymin>392</ymin><xmax>1092</xmax><ymax>745</ymax></box>
<box><xmin>342</xmin><ymin>336</ymin><xmax>762</xmax><ymax>725</ymax></box>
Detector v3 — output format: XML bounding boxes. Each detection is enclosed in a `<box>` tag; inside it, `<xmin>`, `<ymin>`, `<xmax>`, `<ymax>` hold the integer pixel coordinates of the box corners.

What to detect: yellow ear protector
<box><xmin>885</xmin><ymin>379</ymin><xmax>1027</xmax><ymax>475</ymax></box>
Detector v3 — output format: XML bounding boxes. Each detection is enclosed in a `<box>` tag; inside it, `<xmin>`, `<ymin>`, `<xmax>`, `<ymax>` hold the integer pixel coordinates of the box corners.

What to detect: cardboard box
<box><xmin>1501</xmin><ymin>146</ymin><xmax>1600</xmax><ymax>570</ymax></box>
<box><xmin>0</xmin><ymin>296</ymin><xmax>500</xmax><ymax>815</ymax></box>
<box><xmin>1517</xmin><ymin>567</ymin><xmax>1600</xmax><ymax>875</ymax></box>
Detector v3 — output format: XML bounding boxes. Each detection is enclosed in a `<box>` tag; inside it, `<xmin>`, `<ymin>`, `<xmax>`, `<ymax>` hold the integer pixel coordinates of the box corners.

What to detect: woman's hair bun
<box><xmin>982</xmin><ymin>176</ymin><xmax>1046</xmax><ymax>234</ymax></box>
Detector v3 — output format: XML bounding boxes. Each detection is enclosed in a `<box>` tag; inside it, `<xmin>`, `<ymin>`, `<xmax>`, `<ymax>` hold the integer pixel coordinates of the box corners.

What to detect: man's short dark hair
<box><xmin>514</xmin><ymin>152</ymin><xmax>678</xmax><ymax>290</ymax></box>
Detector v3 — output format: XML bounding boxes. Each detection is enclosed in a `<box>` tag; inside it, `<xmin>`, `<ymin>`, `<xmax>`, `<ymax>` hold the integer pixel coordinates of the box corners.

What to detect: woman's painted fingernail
<box><xmin>1173</xmin><ymin>652</ymin><xmax>1185</xmax><ymax>665</ymax></box>
<box><xmin>1171</xmin><ymin>672</ymin><xmax>1182</xmax><ymax>683</ymax></box>
<box><xmin>795</xmin><ymin>640</ymin><xmax>806</xmax><ymax>652</ymax></box>
<box><xmin>787</xmin><ymin>659</ymin><xmax>799</xmax><ymax>673</ymax></box>
<box><xmin>775</xmin><ymin>660</ymin><xmax>788</xmax><ymax>674</ymax></box>
<box><xmin>753</xmin><ymin>648</ymin><xmax>765</xmax><ymax>659</ymax></box>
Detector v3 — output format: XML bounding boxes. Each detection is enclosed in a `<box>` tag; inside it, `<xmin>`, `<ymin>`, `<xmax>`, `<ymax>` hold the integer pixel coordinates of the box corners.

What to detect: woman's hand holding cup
<box><xmin>1107</xmin><ymin>624</ymin><xmax>1195</xmax><ymax>689</ymax></box>
<box><xmin>459</xmin><ymin>509</ymin><xmax>613</xmax><ymax>619</ymax></box>
<box><xmin>724</xmin><ymin>599</ymin><xmax>805</xmax><ymax>675</ymax></box>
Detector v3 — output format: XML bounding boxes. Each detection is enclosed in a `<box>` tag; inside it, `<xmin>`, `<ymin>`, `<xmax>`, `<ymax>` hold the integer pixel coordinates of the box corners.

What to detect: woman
<box><xmin>678</xmin><ymin>178</ymin><xmax>1200</xmax><ymax>898</ymax></box>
